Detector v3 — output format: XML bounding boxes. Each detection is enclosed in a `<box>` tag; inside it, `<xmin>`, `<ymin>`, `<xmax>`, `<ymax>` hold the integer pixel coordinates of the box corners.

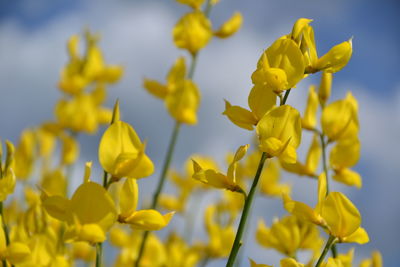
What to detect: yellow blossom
<box><xmin>173</xmin><ymin>11</ymin><xmax>212</xmax><ymax>54</ymax></box>
<box><xmin>256</xmin><ymin>105</ymin><xmax>302</xmax><ymax>164</ymax></box>
<box><xmin>214</xmin><ymin>12</ymin><xmax>243</xmax><ymax>38</ymax></box>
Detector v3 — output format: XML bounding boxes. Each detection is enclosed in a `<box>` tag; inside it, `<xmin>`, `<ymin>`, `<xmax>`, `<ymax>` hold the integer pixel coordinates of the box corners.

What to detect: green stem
<box><xmin>96</xmin><ymin>242</ymin><xmax>103</xmax><ymax>267</ymax></box>
<box><xmin>102</xmin><ymin>170</ymin><xmax>108</xmax><ymax>188</ymax></box>
<box><xmin>315</xmin><ymin>236</ymin><xmax>337</xmax><ymax>267</ymax></box>
<box><xmin>282</xmin><ymin>89</ymin><xmax>291</xmax><ymax>105</ymax></box>
<box><xmin>226</xmin><ymin>152</ymin><xmax>268</xmax><ymax>267</ymax></box>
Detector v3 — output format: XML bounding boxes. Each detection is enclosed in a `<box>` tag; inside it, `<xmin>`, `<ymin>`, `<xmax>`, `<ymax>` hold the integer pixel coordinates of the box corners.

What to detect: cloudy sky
<box><xmin>1</xmin><ymin>0</ymin><xmax>399</xmax><ymax>266</ymax></box>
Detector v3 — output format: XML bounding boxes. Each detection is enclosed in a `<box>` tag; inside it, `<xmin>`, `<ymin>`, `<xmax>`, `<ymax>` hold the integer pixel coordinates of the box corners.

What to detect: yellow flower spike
<box><xmin>222</xmin><ymin>100</ymin><xmax>257</xmax><ymax>131</ymax></box>
<box><xmin>321</xmin><ymin>192</ymin><xmax>361</xmax><ymax>239</ymax></box>
<box><xmin>248</xmin><ymin>84</ymin><xmax>277</xmax><ymax>121</ymax></box>
<box><xmin>214</xmin><ymin>12</ymin><xmax>243</xmax><ymax>38</ymax></box>
<box><xmin>256</xmin><ymin>105</ymin><xmax>302</xmax><ymax>164</ymax></box>
<box><xmin>290</xmin><ymin>18</ymin><xmax>313</xmax><ymax>43</ymax></box>
<box><xmin>60</xmin><ymin>134</ymin><xmax>79</xmax><ymax>165</ymax></box>
<box><xmin>173</xmin><ymin>11</ymin><xmax>213</xmax><ymax>54</ymax></box>
<box><xmin>143</xmin><ymin>79</ymin><xmax>170</xmax><ymax>99</ymax></box>
<box><xmin>259</xmin><ymin>160</ymin><xmax>291</xmax><ymax>197</ymax></box>
<box><xmin>176</xmin><ymin>0</ymin><xmax>206</xmax><ymax>10</ymax></box>
<box><xmin>165</xmin><ymin>79</ymin><xmax>201</xmax><ymax>125</ymax></box>
<box><xmin>318</xmin><ymin>72</ymin><xmax>332</xmax><ymax>106</ymax></box>
<box><xmin>99</xmin><ymin>121</ymin><xmax>154</xmax><ymax>179</ymax></box>
<box><xmin>315</xmin><ymin>38</ymin><xmax>353</xmax><ymax>73</ymax></box>
<box><xmin>321</xmin><ymin>93</ymin><xmax>359</xmax><ymax>141</ymax></box>
<box><xmin>249</xmin><ymin>258</ymin><xmax>272</xmax><ymax>267</ymax></box>
<box><xmin>302</xmin><ymin>85</ymin><xmax>319</xmax><ymax>130</ymax></box>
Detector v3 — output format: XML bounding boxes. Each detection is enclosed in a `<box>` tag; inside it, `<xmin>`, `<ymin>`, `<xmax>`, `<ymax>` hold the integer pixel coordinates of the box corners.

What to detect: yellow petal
<box><xmin>70</xmin><ymin>182</ymin><xmax>117</xmax><ymax>232</ymax></box>
<box><xmin>176</xmin><ymin>0</ymin><xmax>206</xmax><ymax>9</ymax></box>
<box><xmin>305</xmin><ymin>134</ymin><xmax>321</xmax><ymax>175</ymax></box>
<box><xmin>42</xmin><ymin>195</ymin><xmax>71</xmax><ymax>222</ymax></box>
<box><xmin>321</xmin><ymin>192</ymin><xmax>361</xmax><ymax>238</ymax></box>
<box><xmin>78</xmin><ymin>224</ymin><xmax>107</xmax><ymax>243</ymax></box>
<box><xmin>248</xmin><ymin>84</ymin><xmax>276</xmax><ymax>121</ymax></box>
<box><xmin>165</xmin><ymin>80</ymin><xmax>201</xmax><ymax>125</ymax></box>
<box><xmin>143</xmin><ymin>79</ymin><xmax>169</xmax><ymax>99</ymax></box>
<box><xmin>223</xmin><ymin>100</ymin><xmax>257</xmax><ymax>130</ymax></box>
<box><xmin>166</xmin><ymin>57</ymin><xmax>187</xmax><ymax>91</ymax></box>
<box><xmin>302</xmin><ymin>85</ymin><xmax>319</xmax><ymax>130</ymax></box>
<box><xmin>280</xmin><ymin>258</ymin><xmax>304</xmax><ymax>267</ymax></box>
<box><xmin>99</xmin><ymin>121</ymin><xmax>154</xmax><ymax>178</ymax></box>
<box><xmin>330</xmin><ymin>138</ymin><xmax>360</xmax><ymax>169</ymax></box>
<box><xmin>333</xmin><ymin>168</ymin><xmax>362</xmax><ymax>188</ymax></box>
<box><xmin>341</xmin><ymin>227</ymin><xmax>369</xmax><ymax>244</ymax></box>
<box><xmin>257</xmin><ymin>105</ymin><xmax>302</xmax><ymax>154</ymax></box>
<box><xmin>6</xmin><ymin>242</ymin><xmax>31</xmax><ymax>264</ymax></box>
<box><xmin>315</xmin><ymin>38</ymin><xmax>352</xmax><ymax>73</ymax></box>
<box><xmin>119</xmin><ymin>178</ymin><xmax>139</xmax><ymax>218</ymax></box>
<box><xmin>290</xmin><ymin>18</ymin><xmax>313</xmax><ymax>42</ymax></box>
<box><xmin>124</xmin><ymin>210</ymin><xmax>174</xmax><ymax>231</ymax></box>
<box><xmin>283</xmin><ymin>194</ymin><xmax>321</xmax><ymax>225</ymax></box>
<box><xmin>249</xmin><ymin>258</ymin><xmax>272</xmax><ymax>267</ymax></box>
<box><xmin>214</xmin><ymin>12</ymin><xmax>243</xmax><ymax>38</ymax></box>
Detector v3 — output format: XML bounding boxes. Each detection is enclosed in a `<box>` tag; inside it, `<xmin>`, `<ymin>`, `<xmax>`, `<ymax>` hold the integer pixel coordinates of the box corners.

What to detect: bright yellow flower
<box><xmin>99</xmin><ymin>121</ymin><xmax>154</xmax><ymax>179</ymax></box>
<box><xmin>256</xmin><ymin>215</ymin><xmax>322</xmax><ymax>257</ymax></box>
<box><xmin>256</xmin><ymin>105</ymin><xmax>302</xmax><ymax>164</ymax></box>
<box><xmin>165</xmin><ymin>79</ymin><xmax>201</xmax><ymax>125</ymax></box>
<box><xmin>252</xmin><ymin>38</ymin><xmax>305</xmax><ymax>94</ymax></box>
<box><xmin>321</xmin><ymin>92</ymin><xmax>359</xmax><ymax>141</ymax></box>
<box><xmin>214</xmin><ymin>12</ymin><xmax>243</xmax><ymax>38</ymax></box>
<box><xmin>315</xmin><ymin>38</ymin><xmax>353</xmax><ymax>73</ymax></box>
<box><xmin>284</xmin><ymin>174</ymin><xmax>369</xmax><ymax>243</ymax></box>
<box><xmin>192</xmin><ymin>145</ymin><xmax>249</xmax><ymax>194</ymax></box>
<box><xmin>0</xmin><ymin>140</ymin><xmax>16</xmax><ymax>202</ymax></box>
<box><xmin>117</xmin><ymin>179</ymin><xmax>174</xmax><ymax>231</ymax></box>
<box><xmin>173</xmin><ymin>11</ymin><xmax>212</xmax><ymax>54</ymax></box>
<box><xmin>42</xmin><ymin>181</ymin><xmax>117</xmax><ymax>244</ymax></box>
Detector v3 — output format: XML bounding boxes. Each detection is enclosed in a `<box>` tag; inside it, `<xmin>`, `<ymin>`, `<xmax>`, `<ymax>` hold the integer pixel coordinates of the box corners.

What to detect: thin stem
<box><xmin>226</xmin><ymin>152</ymin><xmax>268</xmax><ymax>267</ymax></box>
<box><xmin>315</xmin><ymin>236</ymin><xmax>337</xmax><ymax>267</ymax></box>
<box><xmin>282</xmin><ymin>89</ymin><xmax>291</xmax><ymax>105</ymax></box>
<box><xmin>96</xmin><ymin>242</ymin><xmax>103</xmax><ymax>267</ymax></box>
<box><xmin>102</xmin><ymin>170</ymin><xmax>108</xmax><ymax>188</ymax></box>
<box><xmin>319</xmin><ymin>133</ymin><xmax>330</xmax><ymax>195</ymax></box>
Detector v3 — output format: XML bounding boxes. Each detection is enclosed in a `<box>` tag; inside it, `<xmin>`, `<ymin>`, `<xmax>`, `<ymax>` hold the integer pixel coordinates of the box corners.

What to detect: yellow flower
<box><xmin>252</xmin><ymin>38</ymin><xmax>305</xmax><ymax>94</ymax></box>
<box><xmin>214</xmin><ymin>12</ymin><xmax>243</xmax><ymax>38</ymax></box>
<box><xmin>0</xmin><ymin>222</ymin><xmax>31</xmax><ymax>265</ymax></box>
<box><xmin>256</xmin><ymin>215</ymin><xmax>322</xmax><ymax>257</ymax></box>
<box><xmin>165</xmin><ymin>79</ymin><xmax>201</xmax><ymax>125</ymax></box>
<box><xmin>192</xmin><ymin>145</ymin><xmax>249</xmax><ymax>194</ymax></box>
<box><xmin>256</xmin><ymin>105</ymin><xmax>302</xmax><ymax>164</ymax></box>
<box><xmin>117</xmin><ymin>179</ymin><xmax>174</xmax><ymax>231</ymax></box>
<box><xmin>0</xmin><ymin>140</ymin><xmax>16</xmax><ymax>202</ymax></box>
<box><xmin>42</xmin><ymin>181</ymin><xmax>117</xmax><ymax>244</ymax></box>
<box><xmin>173</xmin><ymin>11</ymin><xmax>212</xmax><ymax>54</ymax></box>
<box><xmin>359</xmin><ymin>251</ymin><xmax>383</xmax><ymax>267</ymax></box>
<box><xmin>321</xmin><ymin>92</ymin><xmax>359</xmax><ymax>141</ymax></box>
<box><xmin>13</xmin><ymin>130</ymin><xmax>36</xmax><ymax>179</ymax></box>
<box><xmin>315</xmin><ymin>38</ymin><xmax>353</xmax><ymax>73</ymax></box>
<box><xmin>98</xmin><ymin>121</ymin><xmax>154</xmax><ymax>179</ymax></box>
<box><xmin>284</xmin><ymin>174</ymin><xmax>369</xmax><ymax>243</ymax></box>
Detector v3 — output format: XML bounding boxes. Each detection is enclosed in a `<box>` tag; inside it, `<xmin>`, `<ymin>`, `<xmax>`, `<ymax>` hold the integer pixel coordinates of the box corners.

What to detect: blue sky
<box><xmin>1</xmin><ymin>0</ymin><xmax>399</xmax><ymax>266</ymax></box>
